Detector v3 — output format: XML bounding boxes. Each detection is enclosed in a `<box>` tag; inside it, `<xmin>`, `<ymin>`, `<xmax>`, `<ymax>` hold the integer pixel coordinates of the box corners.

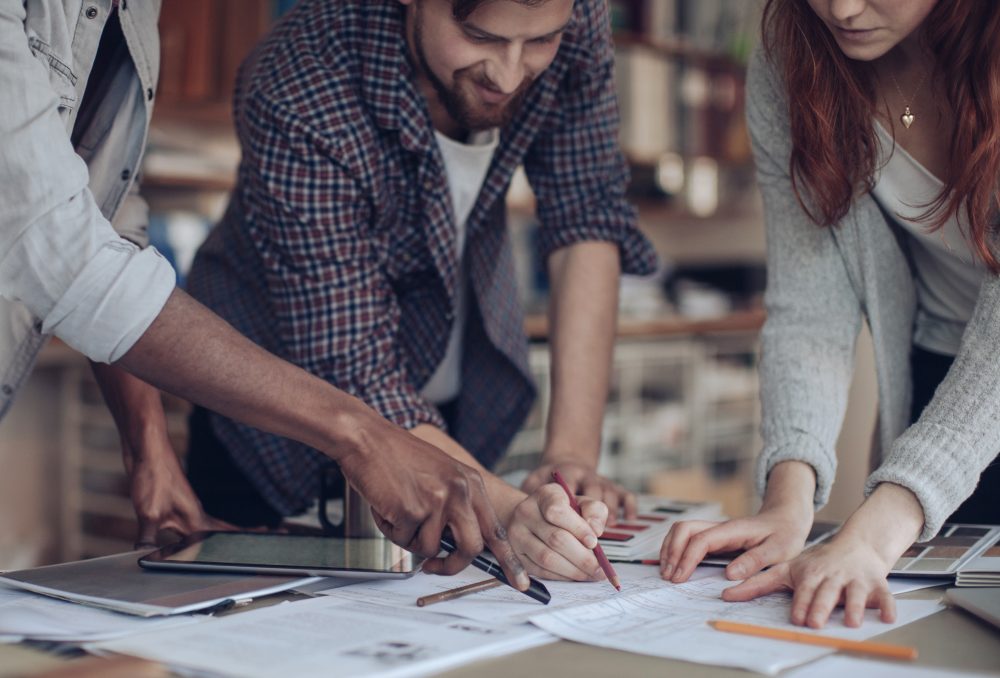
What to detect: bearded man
<box><xmin>185</xmin><ymin>0</ymin><xmax>656</xmax><ymax>581</ymax></box>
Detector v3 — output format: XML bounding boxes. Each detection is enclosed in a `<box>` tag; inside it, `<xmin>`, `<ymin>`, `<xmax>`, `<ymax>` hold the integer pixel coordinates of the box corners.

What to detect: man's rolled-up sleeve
<box><xmin>0</xmin><ymin>2</ymin><xmax>174</xmax><ymax>363</ymax></box>
<box><xmin>523</xmin><ymin>0</ymin><xmax>657</xmax><ymax>276</ymax></box>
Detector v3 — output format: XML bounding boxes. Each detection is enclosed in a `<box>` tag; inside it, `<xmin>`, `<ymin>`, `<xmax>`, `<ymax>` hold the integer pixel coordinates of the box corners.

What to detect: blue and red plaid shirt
<box><xmin>187</xmin><ymin>0</ymin><xmax>657</xmax><ymax>516</ymax></box>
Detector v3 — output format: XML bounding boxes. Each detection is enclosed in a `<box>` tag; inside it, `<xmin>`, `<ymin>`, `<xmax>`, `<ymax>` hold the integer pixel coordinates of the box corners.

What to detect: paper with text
<box><xmin>89</xmin><ymin>596</ymin><xmax>554</xmax><ymax>678</ymax></box>
<box><xmin>316</xmin><ymin>562</ymin><xmax>691</xmax><ymax>624</ymax></box>
<box><xmin>528</xmin><ymin>571</ymin><xmax>943</xmax><ymax>675</ymax></box>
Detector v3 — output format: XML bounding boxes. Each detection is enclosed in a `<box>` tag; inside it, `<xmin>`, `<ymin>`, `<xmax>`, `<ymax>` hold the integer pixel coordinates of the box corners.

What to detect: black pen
<box><xmin>439</xmin><ymin>537</ymin><xmax>551</xmax><ymax>605</ymax></box>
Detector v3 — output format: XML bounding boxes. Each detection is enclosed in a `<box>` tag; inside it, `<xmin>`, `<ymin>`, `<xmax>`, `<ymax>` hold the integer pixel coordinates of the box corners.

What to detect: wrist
<box><xmin>122</xmin><ymin>418</ymin><xmax>171</xmax><ymax>461</ymax></box>
<box><xmin>486</xmin><ymin>476</ymin><xmax>527</xmax><ymax>525</ymax></box>
<box><xmin>837</xmin><ymin>482</ymin><xmax>923</xmax><ymax>568</ymax></box>
<box><xmin>540</xmin><ymin>444</ymin><xmax>599</xmax><ymax>469</ymax></box>
<box><xmin>760</xmin><ymin>461</ymin><xmax>816</xmax><ymax>516</ymax></box>
<box><xmin>323</xmin><ymin>403</ymin><xmax>385</xmax><ymax>466</ymax></box>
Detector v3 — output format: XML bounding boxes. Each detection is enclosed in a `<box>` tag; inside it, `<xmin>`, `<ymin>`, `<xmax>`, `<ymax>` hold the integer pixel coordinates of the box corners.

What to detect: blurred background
<box><xmin>0</xmin><ymin>0</ymin><xmax>877</xmax><ymax>569</ymax></box>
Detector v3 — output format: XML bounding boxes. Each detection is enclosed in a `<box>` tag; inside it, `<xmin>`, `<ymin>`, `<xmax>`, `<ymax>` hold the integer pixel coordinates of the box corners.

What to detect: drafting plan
<box><xmin>89</xmin><ymin>596</ymin><xmax>555</xmax><ymax>678</ymax></box>
<box><xmin>527</xmin><ymin>570</ymin><xmax>943</xmax><ymax>675</ymax></box>
<box><xmin>316</xmin><ymin>563</ymin><xmax>692</xmax><ymax>625</ymax></box>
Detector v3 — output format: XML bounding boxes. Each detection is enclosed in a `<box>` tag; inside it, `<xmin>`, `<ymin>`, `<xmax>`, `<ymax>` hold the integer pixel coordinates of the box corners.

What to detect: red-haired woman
<box><xmin>659</xmin><ymin>0</ymin><xmax>1000</xmax><ymax>629</ymax></box>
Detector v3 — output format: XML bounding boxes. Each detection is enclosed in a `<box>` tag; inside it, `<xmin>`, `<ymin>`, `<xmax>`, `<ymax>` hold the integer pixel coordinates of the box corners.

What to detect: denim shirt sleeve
<box><xmin>0</xmin><ymin>1</ymin><xmax>174</xmax><ymax>363</ymax></box>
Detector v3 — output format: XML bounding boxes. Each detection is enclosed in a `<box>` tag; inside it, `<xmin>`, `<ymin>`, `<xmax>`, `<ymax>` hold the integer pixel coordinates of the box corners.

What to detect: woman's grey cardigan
<box><xmin>748</xmin><ymin>46</ymin><xmax>1000</xmax><ymax>541</ymax></box>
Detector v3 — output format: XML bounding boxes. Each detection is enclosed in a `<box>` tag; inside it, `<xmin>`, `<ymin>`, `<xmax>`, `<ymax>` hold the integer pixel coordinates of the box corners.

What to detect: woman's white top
<box><xmin>870</xmin><ymin>120</ymin><xmax>986</xmax><ymax>356</ymax></box>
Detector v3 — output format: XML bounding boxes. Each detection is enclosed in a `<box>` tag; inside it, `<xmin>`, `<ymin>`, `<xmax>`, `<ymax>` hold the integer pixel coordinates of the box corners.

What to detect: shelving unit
<box><xmin>499</xmin><ymin>315</ymin><xmax>762</xmax><ymax>515</ymax></box>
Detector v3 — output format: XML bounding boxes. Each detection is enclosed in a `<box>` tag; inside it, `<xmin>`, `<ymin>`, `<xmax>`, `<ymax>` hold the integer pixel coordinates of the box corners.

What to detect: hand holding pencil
<box><xmin>552</xmin><ymin>470</ymin><xmax>621</xmax><ymax>591</ymax></box>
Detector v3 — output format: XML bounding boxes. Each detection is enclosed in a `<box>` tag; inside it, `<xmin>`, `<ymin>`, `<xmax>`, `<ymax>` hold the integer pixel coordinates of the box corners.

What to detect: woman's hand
<box><xmin>660</xmin><ymin>460</ymin><xmax>817</xmax><ymax>583</ymax></box>
<box><xmin>659</xmin><ymin>507</ymin><xmax>813</xmax><ymax>583</ymax></box>
<box><xmin>503</xmin><ymin>483</ymin><xmax>610</xmax><ymax>581</ymax></box>
<box><xmin>522</xmin><ymin>461</ymin><xmax>637</xmax><ymax>521</ymax></box>
<box><xmin>722</xmin><ymin>534</ymin><xmax>896</xmax><ymax>628</ymax></box>
<box><xmin>721</xmin><ymin>482</ymin><xmax>925</xmax><ymax>628</ymax></box>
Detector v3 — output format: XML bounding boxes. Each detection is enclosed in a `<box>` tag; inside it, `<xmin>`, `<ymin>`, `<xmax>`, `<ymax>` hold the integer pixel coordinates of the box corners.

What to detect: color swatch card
<box><xmin>891</xmin><ymin>524</ymin><xmax>1000</xmax><ymax>578</ymax></box>
<box><xmin>598</xmin><ymin>496</ymin><xmax>724</xmax><ymax>560</ymax></box>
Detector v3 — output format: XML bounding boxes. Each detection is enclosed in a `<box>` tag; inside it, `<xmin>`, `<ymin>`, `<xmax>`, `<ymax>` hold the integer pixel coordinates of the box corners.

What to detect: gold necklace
<box><xmin>888</xmin><ymin>69</ymin><xmax>929</xmax><ymax>129</ymax></box>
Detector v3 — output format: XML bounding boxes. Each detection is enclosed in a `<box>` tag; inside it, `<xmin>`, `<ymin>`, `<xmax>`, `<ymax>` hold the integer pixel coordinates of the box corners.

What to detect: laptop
<box><xmin>945</xmin><ymin>587</ymin><xmax>1000</xmax><ymax>630</ymax></box>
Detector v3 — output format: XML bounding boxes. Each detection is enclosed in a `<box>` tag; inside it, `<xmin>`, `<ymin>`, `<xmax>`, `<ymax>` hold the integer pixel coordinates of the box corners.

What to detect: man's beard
<box><xmin>413</xmin><ymin>7</ymin><xmax>533</xmax><ymax>131</ymax></box>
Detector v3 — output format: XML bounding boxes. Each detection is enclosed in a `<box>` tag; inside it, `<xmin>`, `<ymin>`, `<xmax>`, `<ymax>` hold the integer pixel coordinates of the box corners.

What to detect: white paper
<box><xmin>528</xmin><ymin>570</ymin><xmax>943</xmax><ymax>675</ymax></box>
<box><xmin>0</xmin><ymin>583</ymin><xmax>204</xmax><ymax>642</ymax></box>
<box><xmin>317</xmin><ymin>562</ymin><xmax>684</xmax><ymax>625</ymax></box>
<box><xmin>786</xmin><ymin>655</ymin><xmax>996</xmax><ymax>678</ymax></box>
<box><xmin>322</xmin><ymin>565</ymin><xmax>944</xmax><ymax>628</ymax></box>
<box><xmin>887</xmin><ymin>578</ymin><xmax>950</xmax><ymax>595</ymax></box>
<box><xmin>89</xmin><ymin>596</ymin><xmax>555</xmax><ymax>678</ymax></box>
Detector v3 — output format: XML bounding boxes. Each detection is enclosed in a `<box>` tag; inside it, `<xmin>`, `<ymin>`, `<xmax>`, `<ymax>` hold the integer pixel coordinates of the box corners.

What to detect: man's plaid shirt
<box><xmin>187</xmin><ymin>0</ymin><xmax>657</xmax><ymax>516</ymax></box>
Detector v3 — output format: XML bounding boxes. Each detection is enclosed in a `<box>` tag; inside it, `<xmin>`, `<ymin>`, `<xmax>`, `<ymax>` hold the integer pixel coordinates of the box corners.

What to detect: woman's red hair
<box><xmin>762</xmin><ymin>0</ymin><xmax>1000</xmax><ymax>271</ymax></box>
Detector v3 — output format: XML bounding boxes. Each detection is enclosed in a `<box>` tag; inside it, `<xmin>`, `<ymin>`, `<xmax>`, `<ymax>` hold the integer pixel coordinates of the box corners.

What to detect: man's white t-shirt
<box><xmin>870</xmin><ymin>121</ymin><xmax>986</xmax><ymax>356</ymax></box>
<box><xmin>419</xmin><ymin>128</ymin><xmax>499</xmax><ymax>404</ymax></box>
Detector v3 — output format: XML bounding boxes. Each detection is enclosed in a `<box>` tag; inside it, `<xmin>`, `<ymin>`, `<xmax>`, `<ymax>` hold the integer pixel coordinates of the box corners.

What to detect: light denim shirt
<box><xmin>0</xmin><ymin>0</ymin><xmax>175</xmax><ymax>418</ymax></box>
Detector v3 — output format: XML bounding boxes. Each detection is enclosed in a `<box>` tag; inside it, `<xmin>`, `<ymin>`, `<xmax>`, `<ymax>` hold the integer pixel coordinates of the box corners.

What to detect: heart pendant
<box><xmin>901</xmin><ymin>106</ymin><xmax>914</xmax><ymax>129</ymax></box>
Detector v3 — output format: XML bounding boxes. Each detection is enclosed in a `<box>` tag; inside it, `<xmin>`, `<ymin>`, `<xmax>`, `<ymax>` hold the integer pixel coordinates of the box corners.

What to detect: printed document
<box><xmin>89</xmin><ymin>596</ymin><xmax>555</xmax><ymax>678</ymax></box>
<box><xmin>528</xmin><ymin>570</ymin><xmax>943</xmax><ymax>675</ymax></box>
<box><xmin>317</xmin><ymin>562</ymin><xmax>678</xmax><ymax>624</ymax></box>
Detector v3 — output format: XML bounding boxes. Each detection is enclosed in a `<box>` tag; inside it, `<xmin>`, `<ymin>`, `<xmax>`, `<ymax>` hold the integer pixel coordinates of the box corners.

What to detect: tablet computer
<box><xmin>139</xmin><ymin>531</ymin><xmax>422</xmax><ymax>579</ymax></box>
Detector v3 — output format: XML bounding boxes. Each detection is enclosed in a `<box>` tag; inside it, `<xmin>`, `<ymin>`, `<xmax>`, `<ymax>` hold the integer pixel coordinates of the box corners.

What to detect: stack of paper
<box><xmin>599</xmin><ymin>496</ymin><xmax>724</xmax><ymax>561</ymax></box>
<box><xmin>0</xmin><ymin>583</ymin><xmax>204</xmax><ymax>643</ymax></box>
<box><xmin>955</xmin><ymin>530</ymin><xmax>1000</xmax><ymax>586</ymax></box>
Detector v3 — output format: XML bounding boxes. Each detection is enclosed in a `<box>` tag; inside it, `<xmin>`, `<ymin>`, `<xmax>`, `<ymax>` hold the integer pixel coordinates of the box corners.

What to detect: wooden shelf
<box><xmin>141</xmin><ymin>172</ymin><xmax>236</xmax><ymax>192</ymax></box>
<box><xmin>524</xmin><ymin>308</ymin><xmax>765</xmax><ymax>340</ymax></box>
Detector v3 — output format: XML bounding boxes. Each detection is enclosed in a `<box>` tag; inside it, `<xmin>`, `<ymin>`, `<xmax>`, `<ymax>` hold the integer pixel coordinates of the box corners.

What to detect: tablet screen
<box><xmin>140</xmin><ymin>532</ymin><xmax>420</xmax><ymax>578</ymax></box>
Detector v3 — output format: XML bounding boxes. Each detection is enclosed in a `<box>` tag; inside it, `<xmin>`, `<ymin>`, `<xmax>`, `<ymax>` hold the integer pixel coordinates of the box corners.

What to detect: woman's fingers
<box><xmin>874</xmin><ymin>584</ymin><xmax>897</xmax><ymax>623</ymax></box>
<box><xmin>804</xmin><ymin>577</ymin><xmax>845</xmax><ymax>628</ymax></box>
<box><xmin>726</xmin><ymin>537</ymin><xmax>785</xmax><ymax>581</ymax></box>
<box><xmin>843</xmin><ymin>581</ymin><xmax>868</xmax><ymax>627</ymax></box>
<box><xmin>722</xmin><ymin>565</ymin><xmax>790</xmax><ymax>602</ymax></box>
<box><xmin>672</xmin><ymin>521</ymin><xmax>751</xmax><ymax>583</ymax></box>
<box><xmin>659</xmin><ymin>520</ymin><xmax>720</xmax><ymax>580</ymax></box>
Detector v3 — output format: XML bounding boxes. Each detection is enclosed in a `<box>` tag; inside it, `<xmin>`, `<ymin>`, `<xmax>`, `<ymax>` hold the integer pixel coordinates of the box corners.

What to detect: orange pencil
<box><xmin>709</xmin><ymin>620</ymin><xmax>918</xmax><ymax>661</ymax></box>
<box><xmin>551</xmin><ymin>470</ymin><xmax>621</xmax><ymax>591</ymax></box>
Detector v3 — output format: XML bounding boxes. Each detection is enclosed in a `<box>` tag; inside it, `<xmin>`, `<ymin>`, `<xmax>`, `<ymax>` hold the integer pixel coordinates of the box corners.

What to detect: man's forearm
<box><xmin>90</xmin><ymin>361</ymin><xmax>169</xmax><ymax>458</ymax></box>
<box><xmin>115</xmin><ymin>288</ymin><xmax>379</xmax><ymax>464</ymax></box>
<box><xmin>542</xmin><ymin>241</ymin><xmax>620</xmax><ymax>467</ymax></box>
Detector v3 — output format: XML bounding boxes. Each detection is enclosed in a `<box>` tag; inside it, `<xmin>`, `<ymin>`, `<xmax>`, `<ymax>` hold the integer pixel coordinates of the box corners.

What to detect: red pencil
<box><xmin>551</xmin><ymin>470</ymin><xmax>622</xmax><ymax>591</ymax></box>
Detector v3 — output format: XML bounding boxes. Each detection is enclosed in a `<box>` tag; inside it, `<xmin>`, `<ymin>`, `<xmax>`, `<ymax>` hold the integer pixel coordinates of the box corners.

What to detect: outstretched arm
<box><xmin>116</xmin><ymin>289</ymin><xmax>530</xmax><ymax>590</ymax></box>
